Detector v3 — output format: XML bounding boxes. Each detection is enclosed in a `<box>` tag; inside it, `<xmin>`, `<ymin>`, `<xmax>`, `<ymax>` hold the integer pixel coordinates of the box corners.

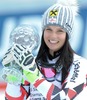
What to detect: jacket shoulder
<box><xmin>73</xmin><ymin>54</ymin><xmax>87</xmax><ymax>62</ymax></box>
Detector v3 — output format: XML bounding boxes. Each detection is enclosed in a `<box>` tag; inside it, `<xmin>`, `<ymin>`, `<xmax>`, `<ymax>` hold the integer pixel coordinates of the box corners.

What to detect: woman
<box><xmin>3</xmin><ymin>0</ymin><xmax>87</xmax><ymax>100</ymax></box>
<box><xmin>34</xmin><ymin>0</ymin><xmax>87</xmax><ymax>99</ymax></box>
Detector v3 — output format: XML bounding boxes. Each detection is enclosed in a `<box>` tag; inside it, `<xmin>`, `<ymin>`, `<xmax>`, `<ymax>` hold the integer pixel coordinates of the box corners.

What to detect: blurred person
<box><xmin>1</xmin><ymin>0</ymin><xmax>87</xmax><ymax>100</ymax></box>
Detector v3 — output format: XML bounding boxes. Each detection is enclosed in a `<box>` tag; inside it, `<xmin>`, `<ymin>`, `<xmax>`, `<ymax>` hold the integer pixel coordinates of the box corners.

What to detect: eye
<box><xmin>45</xmin><ymin>28</ymin><xmax>52</xmax><ymax>33</ymax></box>
<box><xmin>57</xmin><ymin>29</ymin><xmax>64</xmax><ymax>32</ymax></box>
<box><xmin>56</xmin><ymin>29</ymin><xmax>66</xmax><ymax>34</ymax></box>
<box><xmin>45</xmin><ymin>28</ymin><xmax>52</xmax><ymax>31</ymax></box>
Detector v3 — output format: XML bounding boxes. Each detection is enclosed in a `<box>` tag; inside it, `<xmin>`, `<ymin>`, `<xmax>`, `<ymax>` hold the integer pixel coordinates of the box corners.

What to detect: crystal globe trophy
<box><xmin>10</xmin><ymin>24</ymin><xmax>39</xmax><ymax>51</ymax></box>
<box><xmin>1</xmin><ymin>24</ymin><xmax>40</xmax><ymax>85</ymax></box>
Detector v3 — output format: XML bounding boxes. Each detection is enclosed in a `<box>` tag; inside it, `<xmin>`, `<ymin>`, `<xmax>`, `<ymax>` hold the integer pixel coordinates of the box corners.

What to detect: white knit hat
<box><xmin>42</xmin><ymin>0</ymin><xmax>78</xmax><ymax>38</ymax></box>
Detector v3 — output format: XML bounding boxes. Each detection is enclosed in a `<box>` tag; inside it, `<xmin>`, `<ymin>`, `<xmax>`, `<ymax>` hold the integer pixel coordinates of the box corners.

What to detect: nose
<box><xmin>51</xmin><ymin>32</ymin><xmax>57</xmax><ymax>38</ymax></box>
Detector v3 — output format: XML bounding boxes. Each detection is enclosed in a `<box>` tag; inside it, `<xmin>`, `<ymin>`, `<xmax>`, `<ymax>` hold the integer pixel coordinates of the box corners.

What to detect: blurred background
<box><xmin>0</xmin><ymin>0</ymin><xmax>87</xmax><ymax>99</ymax></box>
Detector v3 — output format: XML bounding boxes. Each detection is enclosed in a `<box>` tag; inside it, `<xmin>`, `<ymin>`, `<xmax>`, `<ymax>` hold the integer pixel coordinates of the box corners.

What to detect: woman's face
<box><xmin>44</xmin><ymin>25</ymin><xmax>66</xmax><ymax>55</ymax></box>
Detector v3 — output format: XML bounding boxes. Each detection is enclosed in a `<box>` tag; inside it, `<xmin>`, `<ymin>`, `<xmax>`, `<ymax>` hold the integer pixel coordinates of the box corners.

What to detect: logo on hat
<box><xmin>48</xmin><ymin>10</ymin><xmax>58</xmax><ymax>23</ymax></box>
<box><xmin>49</xmin><ymin>10</ymin><xmax>58</xmax><ymax>17</ymax></box>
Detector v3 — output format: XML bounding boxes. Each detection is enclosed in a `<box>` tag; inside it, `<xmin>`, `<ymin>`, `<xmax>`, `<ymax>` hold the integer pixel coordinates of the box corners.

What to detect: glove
<box><xmin>1</xmin><ymin>43</ymin><xmax>37</xmax><ymax>85</ymax></box>
<box><xmin>11</xmin><ymin>43</ymin><xmax>36</xmax><ymax>73</ymax></box>
<box><xmin>1</xmin><ymin>45</ymin><xmax>22</xmax><ymax>85</ymax></box>
<box><xmin>10</xmin><ymin>44</ymin><xmax>42</xmax><ymax>84</ymax></box>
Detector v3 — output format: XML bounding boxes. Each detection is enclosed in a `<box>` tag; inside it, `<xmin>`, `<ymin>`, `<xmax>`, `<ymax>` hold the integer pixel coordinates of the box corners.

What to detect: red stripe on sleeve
<box><xmin>34</xmin><ymin>78</ymin><xmax>45</xmax><ymax>88</ymax></box>
<box><xmin>47</xmin><ymin>84</ymin><xmax>54</xmax><ymax>100</ymax></box>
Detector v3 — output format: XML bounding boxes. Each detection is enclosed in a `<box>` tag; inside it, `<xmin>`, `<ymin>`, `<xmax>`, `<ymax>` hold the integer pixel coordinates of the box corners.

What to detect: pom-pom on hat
<box><xmin>42</xmin><ymin>0</ymin><xmax>79</xmax><ymax>38</ymax></box>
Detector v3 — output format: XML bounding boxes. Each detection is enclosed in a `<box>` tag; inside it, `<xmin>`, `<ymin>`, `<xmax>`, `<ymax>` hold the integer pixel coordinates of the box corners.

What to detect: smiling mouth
<box><xmin>49</xmin><ymin>40</ymin><xmax>59</xmax><ymax>44</ymax></box>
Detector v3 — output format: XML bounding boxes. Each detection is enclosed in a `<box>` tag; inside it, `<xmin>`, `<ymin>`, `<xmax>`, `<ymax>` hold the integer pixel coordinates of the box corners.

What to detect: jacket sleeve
<box><xmin>5</xmin><ymin>81</ymin><xmax>30</xmax><ymax>100</ymax></box>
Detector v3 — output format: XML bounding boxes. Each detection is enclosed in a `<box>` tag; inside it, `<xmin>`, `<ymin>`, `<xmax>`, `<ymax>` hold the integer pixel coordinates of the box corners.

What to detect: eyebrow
<box><xmin>46</xmin><ymin>27</ymin><xmax>65</xmax><ymax>32</ymax></box>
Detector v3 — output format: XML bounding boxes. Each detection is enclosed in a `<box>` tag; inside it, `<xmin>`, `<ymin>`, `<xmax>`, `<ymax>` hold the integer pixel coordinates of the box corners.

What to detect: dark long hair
<box><xmin>35</xmin><ymin>32</ymin><xmax>74</xmax><ymax>83</ymax></box>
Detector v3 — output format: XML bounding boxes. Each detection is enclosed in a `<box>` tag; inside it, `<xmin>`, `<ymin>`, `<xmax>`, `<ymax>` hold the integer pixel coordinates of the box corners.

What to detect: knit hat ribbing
<box><xmin>42</xmin><ymin>0</ymin><xmax>78</xmax><ymax>38</ymax></box>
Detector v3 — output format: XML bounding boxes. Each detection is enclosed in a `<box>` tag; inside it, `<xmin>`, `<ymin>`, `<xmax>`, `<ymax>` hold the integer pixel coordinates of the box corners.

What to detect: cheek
<box><xmin>58</xmin><ymin>32</ymin><xmax>66</xmax><ymax>38</ymax></box>
<box><xmin>62</xmin><ymin>35</ymin><xmax>66</xmax><ymax>41</ymax></box>
<box><xmin>59</xmin><ymin>34</ymin><xmax>66</xmax><ymax>44</ymax></box>
<box><xmin>43</xmin><ymin>33</ymin><xmax>49</xmax><ymax>41</ymax></box>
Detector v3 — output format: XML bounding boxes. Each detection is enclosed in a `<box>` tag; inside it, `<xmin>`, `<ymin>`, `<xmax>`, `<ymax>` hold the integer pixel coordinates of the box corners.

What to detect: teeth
<box><xmin>49</xmin><ymin>40</ymin><xmax>58</xmax><ymax>43</ymax></box>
